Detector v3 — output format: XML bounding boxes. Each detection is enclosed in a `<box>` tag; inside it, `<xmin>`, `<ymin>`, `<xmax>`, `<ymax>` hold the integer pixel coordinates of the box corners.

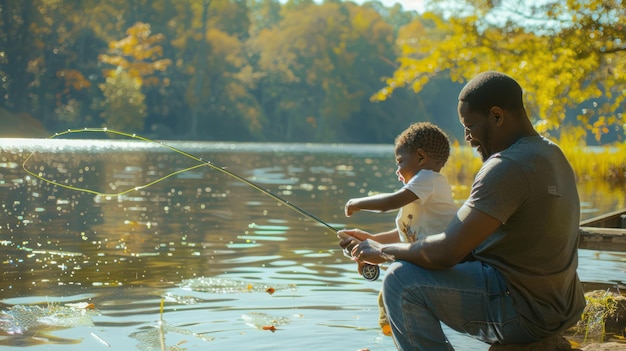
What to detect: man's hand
<box><xmin>338</xmin><ymin>230</ymin><xmax>388</xmax><ymax>266</ymax></box>
<box><xmin>350</xmin><ymin>239</ymin><xmax>388</xmax><ymax>266</ymax></box>
<box><xmin>337</xmin><ymin>228</ymin><xmax>372</xmax><ymax>251</ymax></box>
<box><xmin>338</xmin><ymin>230</ymin><xmax>383</xmax><ymax>280</ymax></box>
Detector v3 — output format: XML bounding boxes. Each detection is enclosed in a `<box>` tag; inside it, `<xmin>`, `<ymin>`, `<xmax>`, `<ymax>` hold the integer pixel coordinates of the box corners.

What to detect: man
<box><xmin>339</xmin><ymin>71</ymin><xmax>585</xmax><ymax>350</ymax></box>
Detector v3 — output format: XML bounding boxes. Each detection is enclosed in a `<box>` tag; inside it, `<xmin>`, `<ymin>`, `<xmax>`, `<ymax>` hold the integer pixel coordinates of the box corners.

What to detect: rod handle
<box><xmin>337</xmin><ymin>232</ymin><xmax>380</xmax><ymax>281</ymax></box>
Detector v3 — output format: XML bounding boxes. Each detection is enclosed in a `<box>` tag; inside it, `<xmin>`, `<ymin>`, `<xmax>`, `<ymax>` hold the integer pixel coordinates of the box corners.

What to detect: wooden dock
<box><xmin>579</xmin><ymin>208</ymin><xmax>626</xmax><ymax>251</ymax></box>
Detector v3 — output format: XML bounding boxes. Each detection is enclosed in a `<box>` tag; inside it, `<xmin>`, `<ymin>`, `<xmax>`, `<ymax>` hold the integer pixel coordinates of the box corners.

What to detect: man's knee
<box><xmin>381</xmin><ymin>262</ymin><xmax>403</xmax><ymax>305</ymax></box>
<box><xmin>382</xmin><ymin>261</ymin><xmax>405</xmax><ymax>289</ymax></box>
<box><xmin>382</xmin><ymin>261</ymin><xmax>421</xmax><ymax>303</ymax></box>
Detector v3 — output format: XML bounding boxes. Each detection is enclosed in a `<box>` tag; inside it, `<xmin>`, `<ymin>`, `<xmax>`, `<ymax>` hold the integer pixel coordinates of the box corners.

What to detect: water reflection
<box><xmin>0</xmin><ymin>138</ymin><xmax>624</xmax><ymax>350</ymax></box>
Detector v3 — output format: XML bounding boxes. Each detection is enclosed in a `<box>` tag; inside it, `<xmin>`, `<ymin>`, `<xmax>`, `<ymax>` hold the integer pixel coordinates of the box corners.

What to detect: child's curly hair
<box><xmin>395</xmin><ymin>122</ymin><xmax>450</xmax><ymax>166</ymax></box>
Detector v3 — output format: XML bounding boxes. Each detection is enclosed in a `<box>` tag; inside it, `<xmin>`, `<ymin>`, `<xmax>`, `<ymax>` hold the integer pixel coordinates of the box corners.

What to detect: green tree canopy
<box><xmin>377</xmin><ymin>0</ymin><xmax>625</xmax><ymax>142</ymax></box>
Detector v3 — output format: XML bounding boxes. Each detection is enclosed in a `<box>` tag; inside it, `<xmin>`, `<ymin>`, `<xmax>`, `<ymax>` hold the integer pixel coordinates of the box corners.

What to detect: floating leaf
<box><xmin>179</xmin><ymin>277</ymin><xmax>295</xmax><ymax>294</ymax></box>
<box><xmin>262</xmin><ymin>325</ymin><xmax>277</xmax><ymax>332</ymax></box>
<box><xmin>241</xmin><ymin>312</ymin><xmax>290</xmax><ymax>331</ymax></box>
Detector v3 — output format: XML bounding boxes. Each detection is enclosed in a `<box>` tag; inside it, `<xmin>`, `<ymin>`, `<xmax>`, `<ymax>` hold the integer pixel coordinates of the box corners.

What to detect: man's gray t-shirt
<box><xmin>465</xmin><ymin>136</ymin><xmax>585</xmax><ymax>338</ymax></box>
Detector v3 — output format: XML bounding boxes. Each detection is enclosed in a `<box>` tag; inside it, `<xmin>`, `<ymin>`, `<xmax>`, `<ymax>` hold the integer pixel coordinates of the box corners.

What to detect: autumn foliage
<box><xmin>379</xmin><ymin>0</ymin><xmax>625</xmax><ymax>142</ymax></box>
<box><xmin>0</xmin><ymin>0</ymin><xmax>623</xmax><ymax>144</ymax></box>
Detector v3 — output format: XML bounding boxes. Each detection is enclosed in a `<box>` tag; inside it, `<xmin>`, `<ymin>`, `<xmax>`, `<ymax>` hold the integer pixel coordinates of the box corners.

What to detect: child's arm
<box><xmin>338</xmin><ymin>228</ymin><xmax>400</xmax><ymax>244</ymax></box>
<box><xmin>345</xmin><ymin>188</ymin><xmax>417</xmax><ymax>217</ymax></box>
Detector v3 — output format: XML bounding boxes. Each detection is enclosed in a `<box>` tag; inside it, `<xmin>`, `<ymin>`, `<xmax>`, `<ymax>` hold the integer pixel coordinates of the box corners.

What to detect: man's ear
<box><xmin>490</xmin><ymin>106</ymin><xmax>505</xmax><ymax>126</ymax></box>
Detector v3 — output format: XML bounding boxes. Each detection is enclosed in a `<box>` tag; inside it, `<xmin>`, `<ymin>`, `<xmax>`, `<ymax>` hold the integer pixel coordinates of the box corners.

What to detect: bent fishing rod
<box><xmin>22</xmin><ymin>128</ymin><xmax>381</xmax><ymax>281</ymax></box>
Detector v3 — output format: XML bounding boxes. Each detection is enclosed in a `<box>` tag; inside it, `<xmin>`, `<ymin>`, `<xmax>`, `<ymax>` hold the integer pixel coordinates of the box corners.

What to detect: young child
<box><xmin>340</xmin><ymin>121</ymin><xmax>458</xmax><ymax>336</ymax></box>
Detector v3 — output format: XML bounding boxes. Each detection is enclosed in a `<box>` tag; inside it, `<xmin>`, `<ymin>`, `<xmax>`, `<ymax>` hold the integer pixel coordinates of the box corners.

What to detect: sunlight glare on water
<box><xmin>0</xmin><ymin>138</ymin><xmax>624</xmax><ymax>351</ymax></box>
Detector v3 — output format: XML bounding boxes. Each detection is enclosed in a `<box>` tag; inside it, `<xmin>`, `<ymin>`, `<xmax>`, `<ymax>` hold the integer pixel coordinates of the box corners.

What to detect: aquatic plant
<box><xmin>575</xmin><ymin>290</ymin><xmax>626</xmax><ymax>343</ymax></box>
<box><xmin>0</xmin><ymin>302</ymin><xmax>97</xmax><ymax>335</ymax></box>
<box><xmin>129</xmin><ymin>298</ymin><xmax>214</xmax><ymax>351</ymax></box>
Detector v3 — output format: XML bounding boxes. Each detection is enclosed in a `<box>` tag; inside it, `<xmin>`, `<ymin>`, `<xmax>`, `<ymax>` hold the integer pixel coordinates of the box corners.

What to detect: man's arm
<box><xmin>357</xmin><ymin>205</ymin><xmax>502</xmax><ymax>269</ymax></box>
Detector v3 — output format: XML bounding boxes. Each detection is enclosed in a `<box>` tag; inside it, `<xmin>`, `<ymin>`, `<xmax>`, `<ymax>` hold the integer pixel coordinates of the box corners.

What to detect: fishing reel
<box><xmin>360</xmin><ymin>262</ymin><xmax>380</xmax><ymax>281</ymax></box>
<box><xmin>343</xmin><ymin>248</ymin><xmax>380</xmax><ymax>281</ymax></box>
<box><xmin>338</xmin><ymin>232</ymin><xmax>380</xmax><ymax>281</ymax></box>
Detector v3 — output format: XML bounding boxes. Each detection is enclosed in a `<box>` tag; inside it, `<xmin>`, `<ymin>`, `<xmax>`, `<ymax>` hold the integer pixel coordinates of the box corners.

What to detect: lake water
<box><xmin>0</xmin><ymin>138</ymin><xmax>624</xmax><ymax>351</ymax></box>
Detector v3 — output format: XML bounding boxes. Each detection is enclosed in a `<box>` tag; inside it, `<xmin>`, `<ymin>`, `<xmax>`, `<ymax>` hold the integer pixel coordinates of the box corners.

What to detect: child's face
<box><xmin>395</xmin><ymin>147</ymin><xmax>422</xmax><ymax>184</ymax></box>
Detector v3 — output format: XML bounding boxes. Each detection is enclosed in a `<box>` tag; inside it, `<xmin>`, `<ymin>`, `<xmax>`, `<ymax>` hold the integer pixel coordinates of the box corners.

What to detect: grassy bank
<box><xmin>558</xmin><ymin>131</ymin><xmax>626</xmax><ymax>186</ymax></box>
<box><xmin>442</xmin><ymin>138</ymin><xmax>626</xmax><ymax>186</ymax></box>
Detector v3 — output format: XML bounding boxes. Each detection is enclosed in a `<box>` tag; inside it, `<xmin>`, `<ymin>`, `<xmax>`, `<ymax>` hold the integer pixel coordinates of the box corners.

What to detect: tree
<box><xmin>248</xmin><ymin>0</ymin><xmax>283</xmax><ymax>37</ymax></box>
<box><xmin>99</xmin><ymin>22</ymin><xmax>172</xmax><ymax>87</ymax></box>
<box><xmin>361</xmin><ymin>0</ymin><xmax>417</xmax><ymax>34</ymax></box>
<box><xmin>0</xmin><ymin>0</ymin><xmax>35</xmax><ymax>114</ymax></box>
<box><xmin>0</xmin><ymin>0</ymin><xmax>111</xmax><ymax>130</ymax></box>
<box><xmin>97</xmin><ymin>22</ymin><xmax>171</xmax><ymax>132</ymax></box>
<box><xmin>209</xmin><ymin>0</ymin><xmax>251</xmax><ymax>40</ymax></box>
<box><xmin>166</xmin><ymin>0</ymin><xmax>262</xmax><ymax>140</ymax></box>
<box><xmin>97</xmin><ymin>67</ymin><xmax>147</xmax><ymax>132</ymax></box>
<box><xmin>377</xmin><ymin>0</ymin><xmax>625</xmax><ymax>142</ymax></box>
<box><xmin>249</xmin><ymin>1</ymin><xmax>404</xmax><ymax>142</ymax></box>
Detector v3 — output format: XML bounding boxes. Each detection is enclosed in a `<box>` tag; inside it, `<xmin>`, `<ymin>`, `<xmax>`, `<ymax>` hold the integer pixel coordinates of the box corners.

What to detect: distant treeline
<box><xmin>0</xmin><ymin>0</ymin><xmax>623</xmax><ymax>144</ymax></box>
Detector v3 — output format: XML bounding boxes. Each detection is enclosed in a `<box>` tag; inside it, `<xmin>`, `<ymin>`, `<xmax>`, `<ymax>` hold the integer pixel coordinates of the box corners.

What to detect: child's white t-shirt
<box><xmin>395</xmin><ymin>170</ymin><xmax>458</xmax><ymax>243</ymax></box>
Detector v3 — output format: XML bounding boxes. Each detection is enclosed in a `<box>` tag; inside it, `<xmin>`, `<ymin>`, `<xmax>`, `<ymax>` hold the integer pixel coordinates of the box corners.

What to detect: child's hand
<box><xmin>344</xmin><ymin>199</ymin><xmax>359</xmax><ymax>217</ymax></box>
<box><xmin>337</xmin><ymin>231</ymin><xmax>369</xmax><ymax>274</ymax></box>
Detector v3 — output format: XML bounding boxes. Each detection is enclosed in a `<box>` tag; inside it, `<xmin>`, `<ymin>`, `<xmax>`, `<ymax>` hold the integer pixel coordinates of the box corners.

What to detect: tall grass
<box><xmin>441</xmin><ymin>140</ymin><xmax>482</xmax><ymax>201</ymax></box>
<box><xmin>557</xmin><ymin>127</ymin><xmax>626</xmax><ymax>186</ymax></box>
<box><xmin>442</xmin><ymin>132</ymin><xmax>626</xmax><ymax>188</ymax></box>
<box><xmin>442</xmin><ymin>140</ymin><xmax>482</xmax><ymax>184</ymax></box>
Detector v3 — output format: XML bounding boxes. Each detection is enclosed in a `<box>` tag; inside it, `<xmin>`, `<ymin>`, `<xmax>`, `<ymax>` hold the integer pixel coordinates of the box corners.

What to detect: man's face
<box><xmin>458</xmin><ymin>101</ymin><xmax>494</xmax><ymax>162</ymax></box>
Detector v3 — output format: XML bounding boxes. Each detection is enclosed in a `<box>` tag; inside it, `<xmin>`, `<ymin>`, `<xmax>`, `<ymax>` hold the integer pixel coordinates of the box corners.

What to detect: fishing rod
<box><xmin>22</xmin><ymin>128</ymin><xmax>381</xmax><ymax>281</ymax></box>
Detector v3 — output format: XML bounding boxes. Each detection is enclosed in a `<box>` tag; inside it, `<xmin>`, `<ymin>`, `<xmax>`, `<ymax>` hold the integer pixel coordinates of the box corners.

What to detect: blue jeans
<box><xmin>382</xmin><ymin>260</ymin><xmax>537</xmax><ymax>351</ymax></box>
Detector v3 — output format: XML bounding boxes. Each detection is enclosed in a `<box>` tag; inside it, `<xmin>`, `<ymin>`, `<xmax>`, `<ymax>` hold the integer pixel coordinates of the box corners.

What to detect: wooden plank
<box><xmin>579</xmin><ymin>226</ymin><xmax>626</xmax><ymax>251</ymax></box>
<box><xmin>580</xmin><ymin>208</ymin><xmax>626</xmax><ymax>228</ymax></box>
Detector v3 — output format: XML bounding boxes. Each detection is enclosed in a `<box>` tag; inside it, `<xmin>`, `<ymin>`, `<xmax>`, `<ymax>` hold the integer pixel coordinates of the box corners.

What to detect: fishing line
<box><xmin>22</xmin><ymin>128</ymin><xmax>338</xmax><ymax>233</ymax></box>
<box><xmin>22</xmin><ymin>127</ymin><xmax>381</xmax><ymax>280</ymax></box>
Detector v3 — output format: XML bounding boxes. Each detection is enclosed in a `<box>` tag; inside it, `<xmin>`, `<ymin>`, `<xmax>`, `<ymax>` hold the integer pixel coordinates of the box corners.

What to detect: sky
<box><xmin>372</xmin><ymin>0</ymin><xmax>424</xmax><ymax>12</ymax></box>
<box><xmin>282</xmin><ymin>0</ymin><xmax>426</xmax><ymax>13</ymax></box>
